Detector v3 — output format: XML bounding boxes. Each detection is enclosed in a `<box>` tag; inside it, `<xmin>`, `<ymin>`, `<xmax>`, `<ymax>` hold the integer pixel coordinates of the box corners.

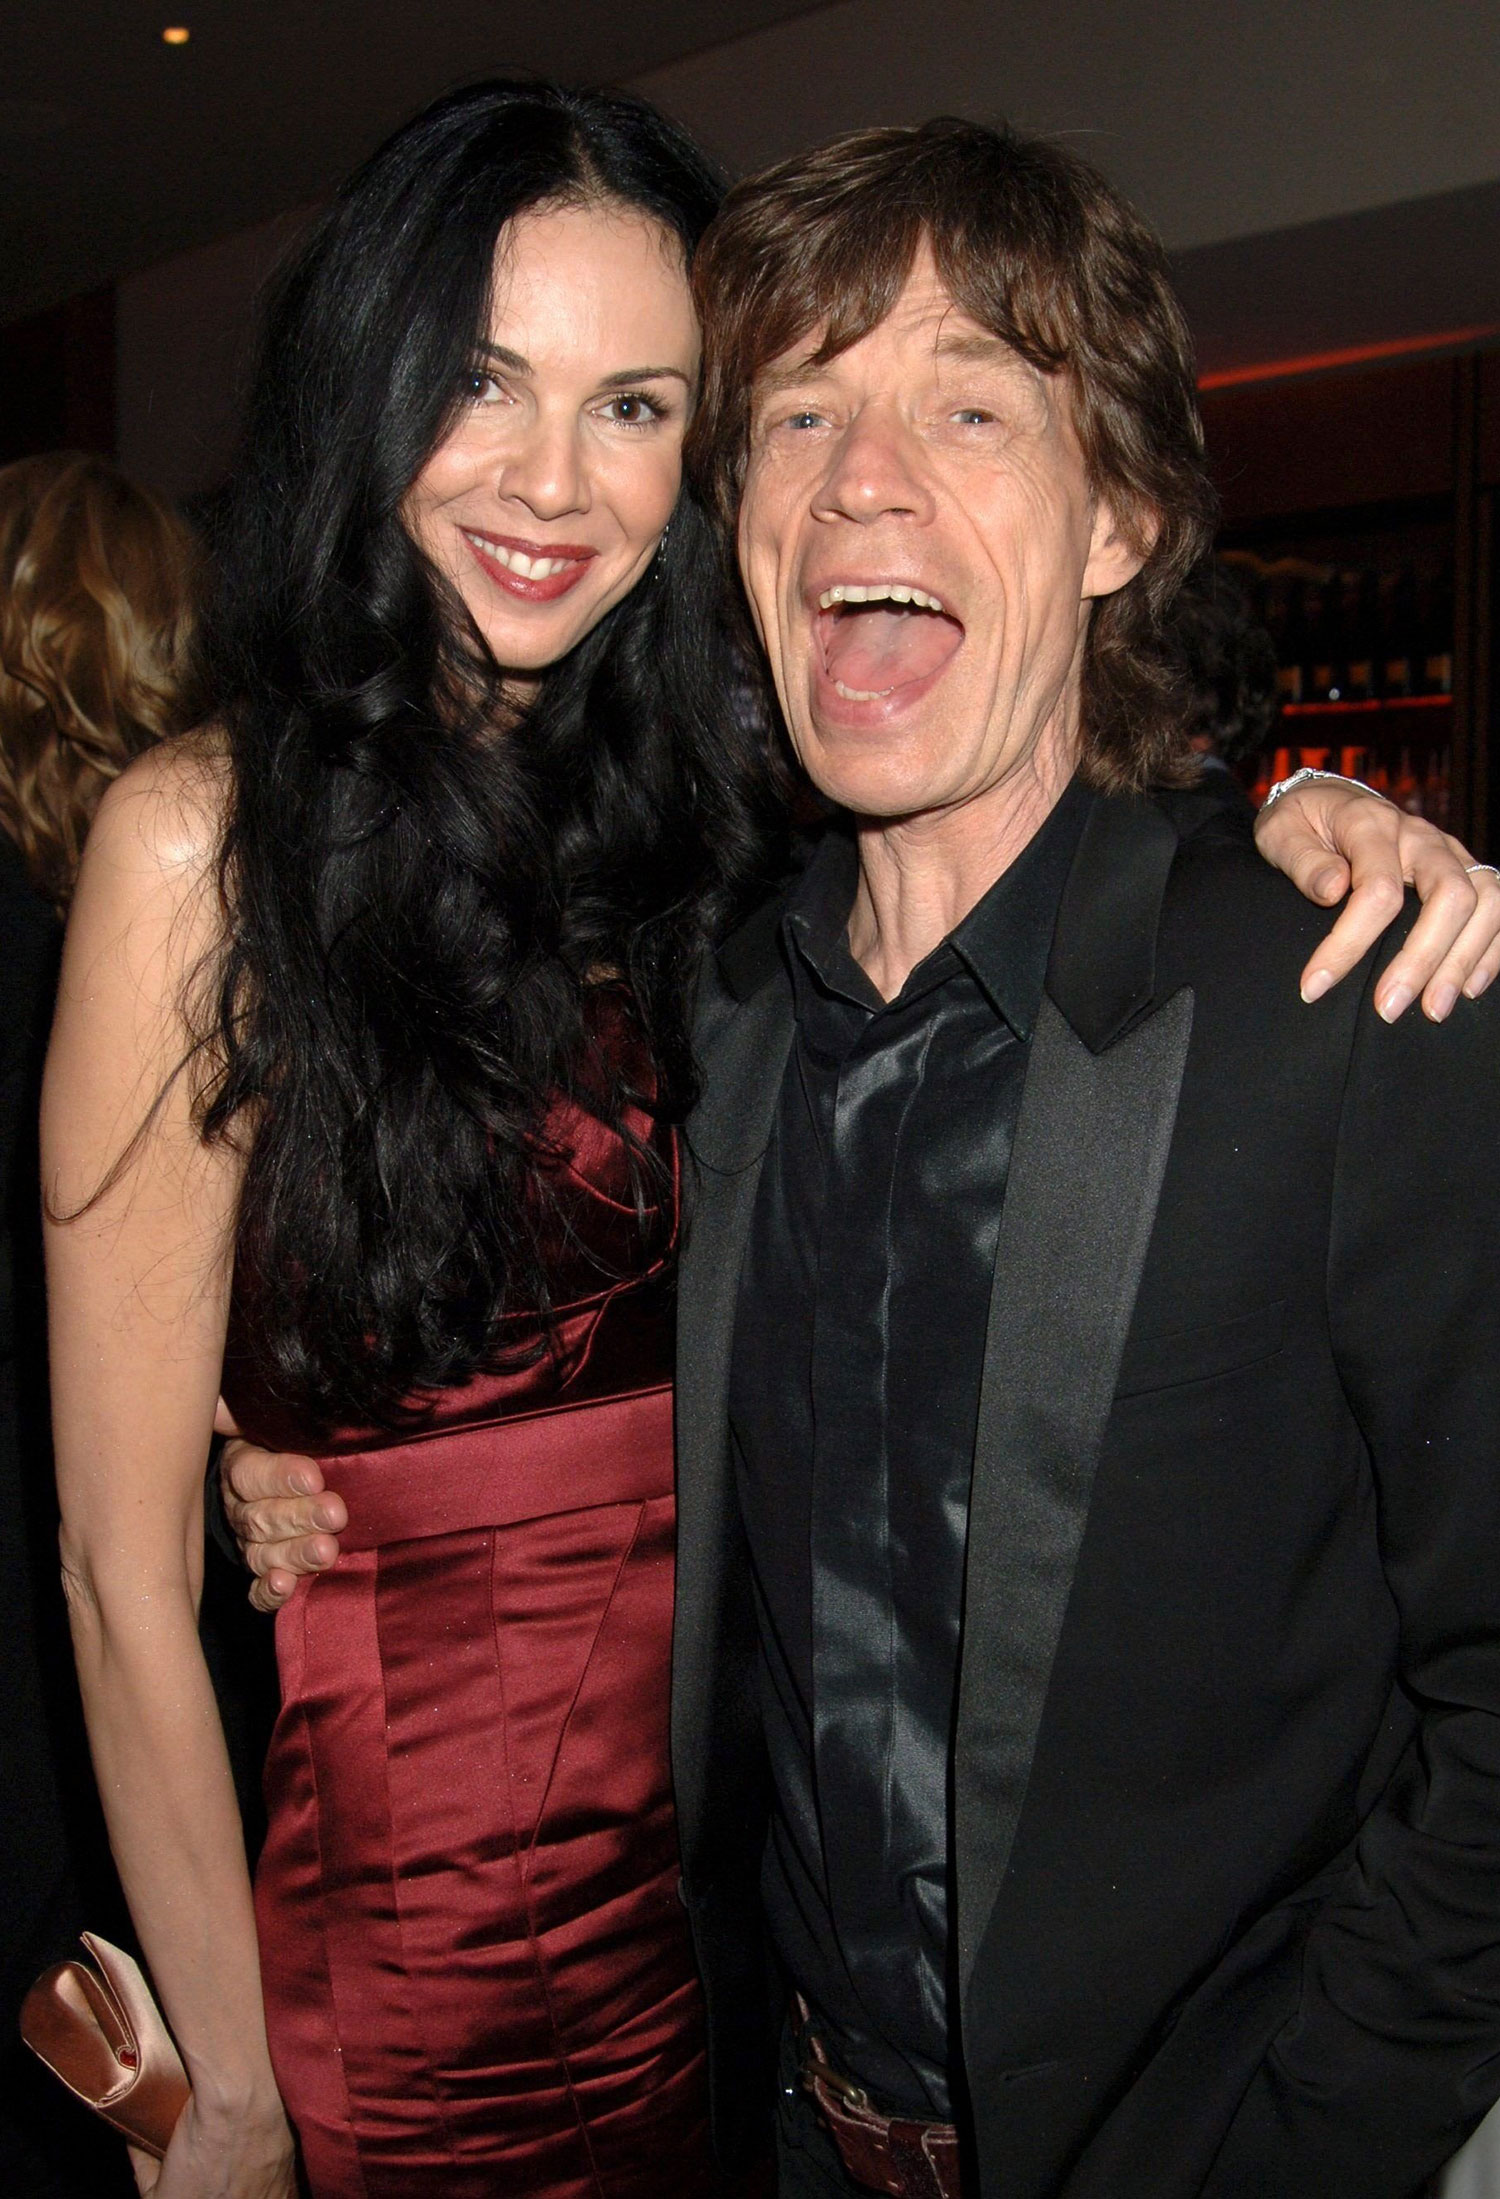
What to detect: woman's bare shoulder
<box><xmin>77</xmin><ymin>730</ymin><xmax>232</xmax><ymax>936</ymax></box>
<box><xmin>89</xmin><ymin>727</ymin><xmax>231</xmax><ymax>881</ymax></box>
<box><xmin>64</xmin><ymin>731</ymin><xmax>235</xmax><ymax>998</ymax></box>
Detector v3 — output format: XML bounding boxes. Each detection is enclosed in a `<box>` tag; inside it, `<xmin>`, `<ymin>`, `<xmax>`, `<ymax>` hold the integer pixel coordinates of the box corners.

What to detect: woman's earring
<box><xmin>654</xmin><ymin>523</ymin><xmax>670</xmax><ymax>570</ymax></box>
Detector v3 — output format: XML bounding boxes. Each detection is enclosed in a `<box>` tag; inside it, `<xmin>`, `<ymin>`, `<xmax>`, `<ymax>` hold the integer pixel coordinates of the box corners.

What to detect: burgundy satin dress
<box><xmin>222</xmin><ymin>1020</ymin><xmax>713</xmax><ymax>2197</ymax></box>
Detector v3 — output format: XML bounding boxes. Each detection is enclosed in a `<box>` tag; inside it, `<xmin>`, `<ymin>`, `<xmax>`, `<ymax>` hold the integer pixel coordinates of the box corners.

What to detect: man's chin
<box><xmin>793</xmin><ymin>733</ymin><xmax>964</xmax><ymax>823</ymax></box>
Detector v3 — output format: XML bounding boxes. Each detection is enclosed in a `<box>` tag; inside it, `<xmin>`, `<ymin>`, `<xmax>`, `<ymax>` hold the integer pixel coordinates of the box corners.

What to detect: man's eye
<box><xmin>953</xmin><ymin>408</ymin><xmax>995</xmax><ymax>426</ymax></box>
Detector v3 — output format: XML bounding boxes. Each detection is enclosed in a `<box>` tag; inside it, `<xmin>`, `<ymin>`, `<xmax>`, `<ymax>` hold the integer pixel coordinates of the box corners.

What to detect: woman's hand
<box><xmin>129</xmin><ymin>2089</ymin><xmax>295</xmax><ymax>2197</ymax></box>
<box><xmin>1254</xmin><ymin>778</ymin><xmax>1500</xmax><ymax>1019</ymax></box>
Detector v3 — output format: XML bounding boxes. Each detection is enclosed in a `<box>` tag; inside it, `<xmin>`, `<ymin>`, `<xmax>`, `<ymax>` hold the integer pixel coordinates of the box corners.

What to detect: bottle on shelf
<box><xmin>1421</xmin><ymin>748</ymin><xmax>1451</xmax><ymax>828</ymax></box>
<box><xmin>1392</xmin><ymin>747</ymin><xmax>1423</xmax><ymax>815</ymax></box>
<box><xmin>1305</xmin><ymin>576</ymin><xmax>1342</xmax><ymax>703</ymax></box>
<box><xmin>1343</xmin><ymin>571</ymin><xmax>1379</xmax><ymax>703</ymax></box>
<box><xmin>1276</xmin><ymin>581</ymin><xmax>1307</xmax><ymax>706</ymax></box>
<box><xmin>1383</xmin><ymin>567</ymin><xmax>1420</xmax><ymax>700</ymax></box>
<box><xmin>1422</xmin><ymin>568</ymin><xmax>1454</xmax><ymax>697</ymax></box>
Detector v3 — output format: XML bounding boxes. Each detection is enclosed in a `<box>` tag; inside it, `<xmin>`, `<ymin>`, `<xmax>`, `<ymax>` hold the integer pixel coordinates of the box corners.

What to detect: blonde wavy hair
<box><xmin>0</xmin><ymin>453</ymin><xmax>202</xmax><ymax>907</ymax></box>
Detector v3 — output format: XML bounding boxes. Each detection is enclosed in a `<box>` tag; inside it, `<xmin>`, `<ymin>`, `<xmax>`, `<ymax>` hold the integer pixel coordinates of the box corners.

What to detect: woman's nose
<box><xmin>498</xmin><ymin>413</ymin><xmax>589</xmax><ymax>520</ymax></box>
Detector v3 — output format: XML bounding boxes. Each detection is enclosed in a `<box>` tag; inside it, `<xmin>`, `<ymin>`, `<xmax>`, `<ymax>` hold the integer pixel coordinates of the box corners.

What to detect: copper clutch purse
<box><xmin>20</xmin><ymin>1932</ymin><xmax>190</xmax><ymax>2159</ymax></box>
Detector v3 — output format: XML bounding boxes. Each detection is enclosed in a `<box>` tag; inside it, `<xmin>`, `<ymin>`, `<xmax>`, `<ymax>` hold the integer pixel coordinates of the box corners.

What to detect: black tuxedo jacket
<box><xmin>670</xmin><ymin>788</ymin><xmax>1500</xmax><ymax>2199</ymax></box>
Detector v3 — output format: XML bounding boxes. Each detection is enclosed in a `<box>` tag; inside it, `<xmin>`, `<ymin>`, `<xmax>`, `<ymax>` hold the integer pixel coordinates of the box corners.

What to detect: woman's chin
<box><xmin>469</xmin><ymin>593</ymin><xmax>623</xmax><ymax>677</ymax></box>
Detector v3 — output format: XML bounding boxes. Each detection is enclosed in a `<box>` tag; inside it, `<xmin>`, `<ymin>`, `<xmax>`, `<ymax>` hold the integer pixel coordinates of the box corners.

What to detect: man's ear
<box><xmin>1082</xmin><ymin>497</ymin><xmax>1159</xmax><ymax>601</ymax></box>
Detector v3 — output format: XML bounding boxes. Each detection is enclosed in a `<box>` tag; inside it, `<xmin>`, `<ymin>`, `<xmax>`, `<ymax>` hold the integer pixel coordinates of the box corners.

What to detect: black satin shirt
<box><xmin>728</xmin><ymin>780</ymin><xmax>1091</xmax><ymax>2118</ymax></box>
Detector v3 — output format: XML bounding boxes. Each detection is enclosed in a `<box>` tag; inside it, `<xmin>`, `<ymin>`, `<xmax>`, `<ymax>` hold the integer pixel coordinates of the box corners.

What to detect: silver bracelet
<box><xmin>1261</xmin><ymin>765</ymin><xmax>1378</xmax><ymax>813</ymax></box>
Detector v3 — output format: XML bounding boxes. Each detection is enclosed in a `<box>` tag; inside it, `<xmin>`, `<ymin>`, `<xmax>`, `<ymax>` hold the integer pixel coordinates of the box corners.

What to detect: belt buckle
<box><xmin>809</xmin><ymin>2056</ymin><xmax>872</xmax><ymax>2114</ymax></box>
<box><xmin>793</xmin><ymin>2000</ymin><xmax>961</xmax><ymax>2197</ymax></box>
<box><xmin>793</xmin><ymin>1996</ymin><xmax>871</xmax><ymax>2112</ymax></box>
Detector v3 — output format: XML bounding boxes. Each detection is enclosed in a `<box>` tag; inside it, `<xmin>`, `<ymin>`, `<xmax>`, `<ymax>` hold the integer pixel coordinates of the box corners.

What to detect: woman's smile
<box><xmin>460</xmin><ymin>527</ymin><xmax>598</xmax><ymax>602</ymax></box>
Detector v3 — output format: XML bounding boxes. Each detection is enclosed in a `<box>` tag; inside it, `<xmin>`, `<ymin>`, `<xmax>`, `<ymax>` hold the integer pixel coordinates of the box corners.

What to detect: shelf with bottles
<box><xmin>1219</xmin><ymin>543</ymin><xmax>1454</xmax><ymax>712</ymax></box>
<box><xmin>1246</xmin><ymin>736</ymin><xmax>1452</xmax><ymax>823</ymax></box>
<box><xmin>1214</xmin><ymin>522</ymin><xmax>1457</xmax><ymax>820</ymax></box>
<box><xmin>1279</xmin><ymin>694</ymin><xmax>1452</xmax><ymax>719</ymax></box>
<box><xmin>1201</xmin><ymin>349</ymin><xmax>1498</xmax><ymax>855</ymax></box>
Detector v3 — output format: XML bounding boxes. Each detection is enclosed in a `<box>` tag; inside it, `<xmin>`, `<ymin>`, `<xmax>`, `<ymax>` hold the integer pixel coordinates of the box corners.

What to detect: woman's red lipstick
<box><xmin>461</xmin><ymin>529</ymin><xmax>597</xmax><ymax>604</ymax></box>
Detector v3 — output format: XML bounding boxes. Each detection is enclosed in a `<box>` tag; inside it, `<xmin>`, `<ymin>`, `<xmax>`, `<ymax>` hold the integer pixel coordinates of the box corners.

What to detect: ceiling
<box><xmin>0</xmin><ymin>0</ymin><xmax>828</xmax><ymax>322</ymax></box>
<box><xmin>631</xmin><ymin>0</ymin><xmax>1500</xmax><ymax>257</ymax></box>
<box><xmin>9</xmin><ymin>0</ymin><xmax>1500</xmax><ymax>333</ymax></box>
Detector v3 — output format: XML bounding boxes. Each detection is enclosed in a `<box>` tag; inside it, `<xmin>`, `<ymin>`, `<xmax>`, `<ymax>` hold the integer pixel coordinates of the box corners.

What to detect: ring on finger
<box><xmin>1464</xmin><ymin>863</ymin><xmax>1500</xmax><ymax>879</ymax></box>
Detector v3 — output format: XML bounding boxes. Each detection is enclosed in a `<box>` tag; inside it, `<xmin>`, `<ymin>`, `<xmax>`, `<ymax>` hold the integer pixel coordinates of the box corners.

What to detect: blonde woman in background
<box><xmin>0</xmin><ymin>451</ymin><xmax>201</xmax><ymax>905</ymax></box>
<box><xmin>0</xmin><ymin>450</ymin><xmax>200</xmax><ymax>2199</ymax></box>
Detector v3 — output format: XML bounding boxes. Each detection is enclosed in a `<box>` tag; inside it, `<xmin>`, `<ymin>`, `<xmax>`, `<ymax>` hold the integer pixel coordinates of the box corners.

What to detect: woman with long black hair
<box><xmin>43</xmin><ymin>81</ymin><xmax>781</xmax><ymax>2199</ymax></box>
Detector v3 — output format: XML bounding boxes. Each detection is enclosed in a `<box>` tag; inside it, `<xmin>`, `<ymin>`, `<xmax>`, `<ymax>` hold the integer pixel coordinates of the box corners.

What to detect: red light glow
<box><xmin>1198</xmin><ymin>325</ymin><xmax>1500</xmax><ymax>392</ymax></box>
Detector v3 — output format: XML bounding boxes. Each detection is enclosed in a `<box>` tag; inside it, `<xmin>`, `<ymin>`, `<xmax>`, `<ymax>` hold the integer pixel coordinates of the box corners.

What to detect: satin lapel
<box><xmin>954</xmin><ymin>982</ymin><xmax>1194</xmax><ymax>1995</ymax></box>
<box><xmin>670</xmin><ymin>960</ymin><xmax>795</xmax><ymax>1859</ymax></box>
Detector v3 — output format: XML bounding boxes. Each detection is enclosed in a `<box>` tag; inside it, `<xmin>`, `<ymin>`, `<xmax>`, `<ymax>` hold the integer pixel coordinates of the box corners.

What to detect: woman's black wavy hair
<box><xmin>197</xmin><ymin>78</ymin><xmax>787</xmax><ymax>1429</ymax></box>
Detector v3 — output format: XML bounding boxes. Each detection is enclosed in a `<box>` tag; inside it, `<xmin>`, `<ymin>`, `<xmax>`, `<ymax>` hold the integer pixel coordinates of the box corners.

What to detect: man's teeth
<box><xmin>466</xmin><ymin>533</ymin><xmax>576</xmax><ymax>580</ymax></box>
<box><xmin>833</xmin><ymin>679</ymin><xmax>895</xmax><ymax>701</ymax></box>
<box><xmin>817</xmin><ymin>582</ymin><xmax>947</xmax><ymax>613</ymax></box>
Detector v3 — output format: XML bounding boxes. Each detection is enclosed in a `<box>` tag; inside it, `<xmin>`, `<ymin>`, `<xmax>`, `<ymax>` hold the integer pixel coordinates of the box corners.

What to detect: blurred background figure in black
<box><xmin>1167</xmin><ymin>555</ymin><xmax>1280</xmax><ymax>804</ymax></box>
<box><xmin>0</xmin><ymin>450</ymin><xmax>201</xmax><ymax>2197</ymax></box>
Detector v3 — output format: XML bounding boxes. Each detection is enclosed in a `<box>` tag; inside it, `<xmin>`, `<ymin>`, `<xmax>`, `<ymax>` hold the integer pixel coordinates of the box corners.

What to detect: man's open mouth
<box><xmin>814</xmin><ymin>582</ymin><xmax>965</xmax><ymax>702</ymax></box>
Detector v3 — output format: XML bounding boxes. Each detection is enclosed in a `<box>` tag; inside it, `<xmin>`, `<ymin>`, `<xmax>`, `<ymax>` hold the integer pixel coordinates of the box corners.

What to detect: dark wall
<box><xmin>0</xmin><ymin>288</ymin><xmax>115</xmax><ymax>468</ymax></box>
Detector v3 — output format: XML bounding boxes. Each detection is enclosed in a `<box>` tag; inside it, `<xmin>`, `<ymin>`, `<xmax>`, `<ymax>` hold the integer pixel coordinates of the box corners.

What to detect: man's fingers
<box><xmin>220</xmin><ymin>1437</ymin><xmax>327</xmax><ymax>1508</ymax></box>
<box><xmin>218</xmin><ymin>1438</ymin><xmax>344</xmax><ymax>1614</ymax></box>
<box><xmin>243</xmin><ymin>1530</ymin><xmax>340</xmax><ymax>1583</ymax></box>
<box><xmin>236</xmin><ymin>1492</ymin><xmax>347</xmax><ymax>1550</ymax></box>
<box><xmin>249</xmin><ymin>1567</ymin><xmax>299</xmax><ymax>1616</ymax></box>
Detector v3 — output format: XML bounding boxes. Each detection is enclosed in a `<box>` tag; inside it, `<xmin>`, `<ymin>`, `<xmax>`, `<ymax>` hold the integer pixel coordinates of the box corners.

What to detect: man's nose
<box><xmin>811</xmin><ymin>408</ymin><xmax>935</xmax><ymax>526</ymax></box>
<box><xmin>498</xmin><ymin>411</ymin><xmax>589</xmax><ymax>521</ymax></box>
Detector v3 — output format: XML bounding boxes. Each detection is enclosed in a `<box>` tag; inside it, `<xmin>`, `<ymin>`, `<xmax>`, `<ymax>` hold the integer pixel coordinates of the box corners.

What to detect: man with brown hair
<box><xmin>226</xmin><ymin>118</ymin><xmax>1500</xmax><ymax>2199</ymax></box>
<box><xmin>664</xmin><ymin>121</ymin><xmax>1500</xmax><ymax>2198</ymax></box>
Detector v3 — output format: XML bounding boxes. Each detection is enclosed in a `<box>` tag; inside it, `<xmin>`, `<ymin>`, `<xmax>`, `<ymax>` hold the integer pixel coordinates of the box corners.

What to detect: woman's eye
<box><xmin>464</xmin><ymin>370</ymin><xmax>504</xmax><ymax>405</ymax></box>
<box><xmin>602</xmin><ymin>393</ymin><xmax>665</xmax><ymax>427</ymax></box>
<box><xmin>782</xmin><ymin>410</ymin><xmax>824</xmax><ymax>432</ymax></box>
<box><xmin>953</xmin><ymin>407</ymin><xmax>995</xmax><ymax>426</ymax></box>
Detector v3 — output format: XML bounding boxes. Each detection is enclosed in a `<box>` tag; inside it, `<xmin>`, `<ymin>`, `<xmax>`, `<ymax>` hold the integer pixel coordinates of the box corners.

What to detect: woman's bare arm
<box><xmin>44</xmin><ymin>743</ymin><xmax>294</xmax><ymax>2197</ymax></box>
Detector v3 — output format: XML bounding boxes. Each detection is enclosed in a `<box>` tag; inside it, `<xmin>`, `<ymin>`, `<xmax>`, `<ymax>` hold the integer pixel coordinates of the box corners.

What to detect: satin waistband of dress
<box><xmin>316</xmin><ymin>1382</ymin><xmax>674</xmax><ymax>1551</ymax></box>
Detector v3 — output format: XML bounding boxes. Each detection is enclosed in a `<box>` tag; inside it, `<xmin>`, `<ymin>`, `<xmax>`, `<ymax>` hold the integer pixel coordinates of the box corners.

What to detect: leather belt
<box><xmin>794</xmin><ymin>1999</ymin><xmax>963</xmax><ymax>2199</ymax></box>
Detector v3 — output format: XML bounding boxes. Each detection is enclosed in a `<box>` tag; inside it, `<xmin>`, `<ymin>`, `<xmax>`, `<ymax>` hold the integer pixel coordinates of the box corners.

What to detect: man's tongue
<box><xmin>820</xmin><ymin>604</ymin><xmax>962</xmax><ymax>695</ymax></box>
